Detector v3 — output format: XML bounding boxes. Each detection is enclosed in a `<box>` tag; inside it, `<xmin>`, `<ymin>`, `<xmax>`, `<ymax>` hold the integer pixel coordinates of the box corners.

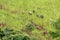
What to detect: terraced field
<box><xmin>0</xmin><ymin>0</ymin><xmax>60</xmax><ymax>40</ymax></box>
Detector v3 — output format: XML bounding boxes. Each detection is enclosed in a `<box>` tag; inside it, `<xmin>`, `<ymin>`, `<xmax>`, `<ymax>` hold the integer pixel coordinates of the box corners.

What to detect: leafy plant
<box><xmin>25</xmin><ymin>24</ymin><xmax>34</xmax><ymax>32</ymax></box>
<box><xmin>49</xmin><ymin>31</ymin><xmax>59</xmax><ymax>38</ymax></box>
<box><xmin>52</xmin><ymin>18</ymin><xmax>60</xmax><ymax>30</ymax></box>
<box><xmin>0</xmin><ymin>28</ymin><xmax>5</xmax><ymax>40</ymax></box>
<box><xmin>0</xmin><ymin>28</ymin><xmax>31</xmax><ymax>40</ymax></box>
<box><xmin>22</xmin><ymin>36</ymin><xmax>30</xmax><ymax>40</ymax></box>
<box><xmin>49</xmin><ymin>18</ymin><xmax>60</xmax><ymax>39</ymax></box>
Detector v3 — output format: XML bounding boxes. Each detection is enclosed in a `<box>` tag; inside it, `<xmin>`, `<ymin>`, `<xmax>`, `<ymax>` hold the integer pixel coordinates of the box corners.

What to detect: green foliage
<box><xmin>25</xmin><ymin>24</ymin><xmax>34</xmax><ymax>32</ymax></box>
<box><xmin>22</xmin><ymin>36</ymin><xmax>30</xmax><ymax>40</ymax></box>
<box><xmin>50</xmin><ymin>18</ymin><xmax>60</xmax><ymax>39</ymax></box>
<box><xmin>0</xmin><ymin>0</ymin><xmax>60</xmax><ymax>40</ymax></box>
<box><xmin>0</xmin><ymin>28</ymin><xmax>5</xmax><ymax>39</ymax></box>
<box><xmin>3</xmin><ymin>35</ymin><xmax>30</xmax><ymax>40</ymax></box>
<box><xmin>52</xmin><ymin>18</ymin><xmax>60</xmax><ymax>30</ymax></box>
<box><xmin>0</xmin><ymin>28</ymin><xmax>30</xmax><ymax>40</ymax></box>
<box><xmin>49</xmin><ymin>31</ymin><xmax>59</xmax><ymax>38</ymax></box>
<box><xmin>4</xmin><ymin>28</ymin><xmax>16</xmax><ymax>36</ymax></box>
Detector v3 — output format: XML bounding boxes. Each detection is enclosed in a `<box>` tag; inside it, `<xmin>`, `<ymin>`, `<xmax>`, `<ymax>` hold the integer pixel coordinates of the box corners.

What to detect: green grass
<box><xmin>0</xmin><ymin>0</ymin><xmax>60</xmax><ymax>40</ymax></box>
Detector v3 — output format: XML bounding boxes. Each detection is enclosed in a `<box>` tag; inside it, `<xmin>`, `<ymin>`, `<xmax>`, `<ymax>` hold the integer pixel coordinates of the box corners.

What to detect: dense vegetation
<box><xmin>0</xmin><ymin>0</ymin><xmax>60</xmax><ymax>40</ymax></box>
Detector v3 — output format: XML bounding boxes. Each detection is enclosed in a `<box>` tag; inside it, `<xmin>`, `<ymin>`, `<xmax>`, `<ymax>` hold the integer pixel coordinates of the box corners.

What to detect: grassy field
<box><xmin>0</xmin><ymin>0</ymin><xmax>60</xmax><ymax>40</ymax></box>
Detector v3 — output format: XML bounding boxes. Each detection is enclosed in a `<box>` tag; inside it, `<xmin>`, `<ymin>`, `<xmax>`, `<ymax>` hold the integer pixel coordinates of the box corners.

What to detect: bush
<box><xmin>22</xmin><ymin>36</ymin><xmax>30</xmax><ymax>40</ymax></box>
<box><xmin>25</xmin><ymin>24</ymin><xmax>34</xmax><ymax>32</ymax></box>
<box><xmin>52</xmin><ymin>18</ymin><xmax>60</xmax><ymax>30</ymax></box>
<box><xmin>0</xmin><ymin>28</ymin><xmax>5</xmax><ymax>39</ymax></box>
<box><xmin>49</xmin><ymin>31</ymin><xmax>59</xmax><ymax>38</ymax></box>
<box><xmin>0</xmin><ymin>28</ymin><xmax>31</xmax><ymax>40</ymax></box>
<box><xmin>49</xmin><ymin>18</ymin><xmax>60</xmax><ymax>39</ymax></box>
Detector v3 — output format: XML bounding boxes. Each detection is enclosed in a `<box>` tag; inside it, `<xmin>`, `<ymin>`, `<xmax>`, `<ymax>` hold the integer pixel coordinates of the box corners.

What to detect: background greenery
<box><xmin>0</xmin><ymin>0</ymin><xmax>60</xmax><ymax>40</ymax></box>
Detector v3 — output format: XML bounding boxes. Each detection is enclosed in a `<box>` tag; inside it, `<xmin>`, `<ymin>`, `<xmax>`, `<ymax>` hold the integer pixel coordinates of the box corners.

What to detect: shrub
<box><xmin>49</xmin><ymin>31</ymin><xmax>59</xmax><ymax>38</ymax></box>
<box><xmin>0</xmin><ymin>28</ymin><xmax>31</xmax><ymax>40</ymax></box>
<box><xmin>52</xmin><ymin>18</ymin><xmax>60</xmax><ymax>30</ymax></box>
<box><xmin>25</xmin><ymin>24</ymin><xmax>34</xmax><ymax>32</ymax></box>
<box><xmin>22</xmin><ymin>36</ymin><xmax>30</xmax><ymax>40</ymax></box>
<box><xmin>49</xmin><ymin>18</ymin><xmax>60</xmax><ymax>39</ymax></box>
<box><xmin>0</xmin><ymin>28</ymin><xmax>5</xmax><ymax>39</ymax></box>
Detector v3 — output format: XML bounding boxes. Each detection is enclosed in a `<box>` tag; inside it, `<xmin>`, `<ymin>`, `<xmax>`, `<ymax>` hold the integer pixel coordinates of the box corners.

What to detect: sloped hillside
<box><xmin>0</xmin><ymin>0</ymin><xmax>60</xmax><ymax>40</ymax></box>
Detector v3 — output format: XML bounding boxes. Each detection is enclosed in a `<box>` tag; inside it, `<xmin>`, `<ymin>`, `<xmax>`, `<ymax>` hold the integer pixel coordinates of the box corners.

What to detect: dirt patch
<box><xmin>30</xmin><ymin>21</ymin><xmax>45</xmax><ymax>30</ymax></box>
<box><xmin>0</xmin><ymin>22</ymin><xmax>6</xmax><ymax>27</ymax></box>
